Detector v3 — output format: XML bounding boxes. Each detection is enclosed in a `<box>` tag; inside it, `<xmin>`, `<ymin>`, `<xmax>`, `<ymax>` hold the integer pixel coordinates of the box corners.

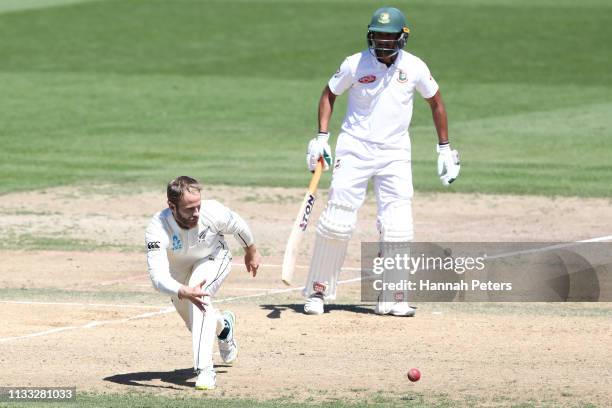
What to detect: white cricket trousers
<box><xmin>170</xmin><ymin>248</ymin><xmax>232</xmax><ymax>370</ymax></box>
<box><xmin>332</xmin><ymin>132</ymin><xmax>414</xmax><ymax>222</ymax></box>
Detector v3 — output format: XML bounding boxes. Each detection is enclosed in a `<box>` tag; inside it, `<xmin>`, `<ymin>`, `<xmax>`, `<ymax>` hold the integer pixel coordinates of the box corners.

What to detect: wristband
<box><xmin>437</xmin><ymin>143</ymin><xmax>451</xmax><ymax>152</ymax></box>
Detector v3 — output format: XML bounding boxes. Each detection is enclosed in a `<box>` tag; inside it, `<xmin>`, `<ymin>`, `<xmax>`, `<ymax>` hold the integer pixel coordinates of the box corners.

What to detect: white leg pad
<box><xmin>377</xmin><ymin>201</ymin><xmax>413</xmax><ymax>304</ymax></box>
<box><xmin>303</xmin><ymin>232</ymin><xmax>349</xmax><ymax>301</ymax></box>
<box><xmin>303</xmin><ymin>200</ymin><xmax>356</xmax><ymax>301</ymax></box>
<box><xmin>377</xmin><ymin>200</ymin><xmax>413</xmax><ymax>242</ymax></box>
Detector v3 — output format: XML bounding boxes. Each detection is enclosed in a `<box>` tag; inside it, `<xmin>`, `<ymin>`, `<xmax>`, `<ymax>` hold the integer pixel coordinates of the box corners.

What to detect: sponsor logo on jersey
<box><xmin>397</xmin><ymin>70</ymin><xmax>408</xmax><ymax>83</ymax></box>
<box><xmin>172</xmin><ymin>234</ymin><xmax>183</xmax><ymax>251</ymax></box>
<box><xmin>147</xmin><ymin>241</ymin><xmax>160</xmax><ymax>251</ymax></box>
<box><xmin>358</xmin><ymin>75</ymin><xmax>377</xmax><ymax>84</ymax></box>
<box><xmin>378</xmin><ymin>12</ymin><xmax>390</xmax><ymax>24</ymax></box>
<box><xmin>299</xmin><ymin>194</ymin><xmax>316</xmax><ymax>231</ymax></box>
<box><xmin>313</xmin><ymin>281</ymin><xmax>328</xmax><ymax>294</ymax></box>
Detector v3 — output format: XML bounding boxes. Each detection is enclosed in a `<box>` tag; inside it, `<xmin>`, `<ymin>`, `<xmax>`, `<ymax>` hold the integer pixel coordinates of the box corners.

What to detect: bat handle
<box><xmin>308</xmin><ymin>157</ymin><xmax>325</xmax><ymax>194</ymax></box>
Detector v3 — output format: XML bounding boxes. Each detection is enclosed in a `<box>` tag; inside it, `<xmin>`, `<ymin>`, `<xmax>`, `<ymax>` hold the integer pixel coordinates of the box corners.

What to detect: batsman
<box><xmin>304</xmin><ymin>7</ymin><xmax>460</xmax><ymax>316</ymax></box>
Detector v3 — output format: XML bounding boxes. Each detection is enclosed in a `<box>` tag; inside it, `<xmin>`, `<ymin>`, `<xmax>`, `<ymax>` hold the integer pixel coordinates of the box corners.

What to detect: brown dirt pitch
<box><xmin>0</xmin><ymin>185</ymin><xmax>611</xmax><ymax>407</ymax></box>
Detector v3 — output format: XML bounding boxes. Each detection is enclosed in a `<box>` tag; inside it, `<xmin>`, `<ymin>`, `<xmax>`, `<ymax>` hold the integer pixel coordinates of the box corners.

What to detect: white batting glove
<box><xmin>306</xmin><ymin>132</ymin><xmax>332</xmax><ymax>172</ymax></box>
<box><xmin>437</xmin><ymin>143</ymin><xmax>460</xmax><ymax>185</ymax></box>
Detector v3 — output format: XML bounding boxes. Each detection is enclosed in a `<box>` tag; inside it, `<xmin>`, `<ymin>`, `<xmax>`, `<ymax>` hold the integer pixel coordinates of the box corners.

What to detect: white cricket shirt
<box><xmin>145</xmin><ymin>200</ymin><xmax>254</xmax><ymax>296</ymax></box>
<box><xmin>328</xmin><ymin>50</ymin><xmax>439</xmax><ymax>148</ymax></box>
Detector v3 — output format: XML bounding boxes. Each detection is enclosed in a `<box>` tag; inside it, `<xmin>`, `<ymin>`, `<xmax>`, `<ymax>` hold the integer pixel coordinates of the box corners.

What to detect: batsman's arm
<box><xmin>426</xmin><ymin>91</ymin><xmax>449</xmax><ymax>145</ymax></box>
<box><xmin>427</xmin><ymin>90</ymin><xmax>460</xmax><ymax>185</ymax></box>
<box><xmin>318</xmin><ymin>85</ymin><xmax>337</xmax><ymax>133</ymax></box>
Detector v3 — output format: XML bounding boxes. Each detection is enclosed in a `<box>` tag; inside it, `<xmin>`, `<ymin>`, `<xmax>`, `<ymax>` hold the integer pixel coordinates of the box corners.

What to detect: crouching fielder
<box><xmin>304</xmin><ymin>7</ymin><xmax>460</xmax><ymax>316</ymax></box>
<box><xmin>145</xmin><ymin>176</ymin><xmax>260</xmax><ymax>390</ymax></box>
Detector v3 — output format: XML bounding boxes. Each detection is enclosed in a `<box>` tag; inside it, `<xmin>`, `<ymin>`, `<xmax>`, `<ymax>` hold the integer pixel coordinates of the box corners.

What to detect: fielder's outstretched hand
<box><xmin>244</xmin><ymin>244</ymin><xmax>261</xmax><ymax>277</ymax></box>
<box><xmin>178</xmin><ymin>281</ymin><xmax>209</xmax><ymax>312</ymax></box>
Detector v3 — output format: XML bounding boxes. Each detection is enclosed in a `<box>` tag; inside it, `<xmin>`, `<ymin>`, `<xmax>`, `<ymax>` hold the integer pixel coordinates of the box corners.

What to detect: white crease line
<box><xmin>97</xmin><ymin>264</ymin><xmax>359</xmax><ymax>288</ymax></box>
<box><xmin>578</xmin><ymin>235</ymin><xmax>612</xmax><ymax>242</ymax></box>
<box><xmin>75</xmin><ymin>236</ymin><xmax>612</xmax><ymax>287</ymax></box>
<box><xmin>232</xmin><ymin>288</ymin><xmax>287</xmax><ymax>292</ymax></box>
<box><xmin>231</xmin><ymin>287</ymin><xmax>297</xmax><ymax>292</ymax></box>
<box><xmin>0</xmin><ymin>277</ymin><xmax>361</xmax><ymax>343</ymax></box>
<box><xmin>486</xmin><ymin>235</ymin><xmax>612</xmax><ymax>260</ymax></box>
<box><xmin>0</xmin><ymin>307</ymin><xmax>175</xmax><ymax>343</ymax></box>
<box><xmin>213</xmin><ymin>277</ymin><xmax>361</xmax><ymax>304</ymax></box>
<box><xmin>2</xmin><ymin>234</ymin><xmax>610</xmax><ymax>343</ymax></box>
<box><xmin>231</xmin><ymin>262</ymin><xmax>362</xmax><ymax>272</ymax></box>
<box><xmin>0</xmin><ymin>300</ymin><xmax>166</xmax><ymax>309</ymax></box>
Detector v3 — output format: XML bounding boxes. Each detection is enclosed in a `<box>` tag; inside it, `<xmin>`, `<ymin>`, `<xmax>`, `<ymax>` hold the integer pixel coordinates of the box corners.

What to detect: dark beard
<box><xmin>174</xmin><ymin>211</ymin><xmax>196</xmax><ymax>229</ymax></box>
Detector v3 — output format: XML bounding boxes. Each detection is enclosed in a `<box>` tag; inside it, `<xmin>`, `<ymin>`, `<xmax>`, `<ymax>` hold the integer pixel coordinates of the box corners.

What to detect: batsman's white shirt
<box><xmin>329</xmin><ymin>49</ymin><xmax>439</xmax><ymax>149</ymax></box>
<box><xmin>145</xmin><ymin>200</ymin><xmax>254</xmax><ymax>296</ymax></box>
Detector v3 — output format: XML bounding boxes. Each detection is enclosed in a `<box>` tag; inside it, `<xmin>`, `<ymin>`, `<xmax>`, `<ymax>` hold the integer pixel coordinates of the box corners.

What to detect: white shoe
<box><xmin>375</xmin><ymin>301</ymin><xmax>416</xmax><ymax>317</ymax></box>
<box><xmin>218</xmin><ymin>311</ymin><xmax>238</xmax><ymax>364</ymax></box>
<box><xmin>195</xmin><ymin>366</ymin><xmax>216</xmax><ymax>390</ymax></box>
<box><xmin>304</xmin><ymin>293</ymin><xmax>324</xmax><ymax>315</ymax></box>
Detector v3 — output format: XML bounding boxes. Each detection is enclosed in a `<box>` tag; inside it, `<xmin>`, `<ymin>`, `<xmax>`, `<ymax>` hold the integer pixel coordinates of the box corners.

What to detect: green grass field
<box><xmin>1</xmin><ymin>0</ymin><xmax>610</xmax><ymax>196</ymax></box>
<box><xmin>0</xmin><ymin>3</ymin><xmax>611</xmax><ymax>405</ymax></box>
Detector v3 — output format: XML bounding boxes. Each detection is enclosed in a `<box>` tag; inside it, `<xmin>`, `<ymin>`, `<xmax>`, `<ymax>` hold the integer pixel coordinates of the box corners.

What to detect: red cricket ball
<box><xmin>407</xmin><ymin>368</ymin><xmax>421</xmax><ymax>382</ymax></box>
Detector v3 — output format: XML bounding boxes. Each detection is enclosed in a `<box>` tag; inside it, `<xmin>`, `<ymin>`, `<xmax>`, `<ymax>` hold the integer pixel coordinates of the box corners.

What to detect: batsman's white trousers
<box><xmin>170</xmin><ymin>248</ymin><xmax>232</xmax><ymax>370</ymax></box>
<box><xmin>332</xmin><ymin>133</ymin><xmax>413</xmax><ymax>231</ymax></box>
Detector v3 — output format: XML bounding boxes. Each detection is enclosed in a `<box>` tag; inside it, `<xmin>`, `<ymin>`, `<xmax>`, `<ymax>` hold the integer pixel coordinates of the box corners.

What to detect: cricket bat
<box><xmin>281</xmin><ymin>158</ymin><xmax>325</xmax><ymax>285</ymax></box>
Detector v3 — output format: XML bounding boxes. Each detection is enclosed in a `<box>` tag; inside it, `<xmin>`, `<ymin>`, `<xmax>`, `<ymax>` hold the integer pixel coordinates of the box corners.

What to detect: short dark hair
<box><xmin>167</xmin><ymin>176</ymin><xmax>201</xmax><ymax>207</ymax></box>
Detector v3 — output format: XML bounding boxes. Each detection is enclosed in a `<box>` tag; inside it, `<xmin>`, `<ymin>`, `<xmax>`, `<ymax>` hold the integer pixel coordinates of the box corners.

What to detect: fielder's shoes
<box><xmin>218</xmin><ymin>311</ymin><xmax>238</xmax><ymax>364</ymax></box>
<box><xmin>304</xmin><ymin>293</ymin><xmax>324</xmax><ymax>315</ymax></box>
<box><xmin>195</xmin><ymin>366</ymin><xmax>216</xmax><ymax>390</ymax></box>
<box><xmin>375</xmin><ymin>301</ymin><xmax>416</xmax><ymax>317</ymax></box>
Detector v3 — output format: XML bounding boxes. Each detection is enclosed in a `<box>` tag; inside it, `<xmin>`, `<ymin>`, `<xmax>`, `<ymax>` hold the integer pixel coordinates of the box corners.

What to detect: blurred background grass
<box><xmin>1</xmin><ymin>0</ymin><xmax>610</xmax><ymax>196</ymax></box>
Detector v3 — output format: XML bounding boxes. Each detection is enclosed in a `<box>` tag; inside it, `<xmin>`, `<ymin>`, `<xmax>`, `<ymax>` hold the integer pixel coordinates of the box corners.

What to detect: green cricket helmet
<box><xmin>367</xmin><ymin>7</ymin><xmax>410</xmax><ymax>58</ymax></box>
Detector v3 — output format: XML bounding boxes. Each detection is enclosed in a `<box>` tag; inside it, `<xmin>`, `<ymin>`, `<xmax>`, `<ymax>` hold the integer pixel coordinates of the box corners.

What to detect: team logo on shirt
<box><xmin>172</xmin><ymin>234</ymin><xmax>182</xmax><ymax>251</ymax></box>
<box><xmin>397</xmin><ymin>70</ymin><xmax>408</xmax><ymax>83</ymax></box>
<box><xmin>334</xmin><ymin>158</ymin><xmax>341</xmax><ymax>171</ymax></box>
<box><xmin>358</xmin><ymin>75</ymin><xmax>377</xmax><ymax>84</ymax></box>
<box><xmin>147</xmin><ymin>241</ymin><xmax>160</xmax><ymax>251</ymax></box>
